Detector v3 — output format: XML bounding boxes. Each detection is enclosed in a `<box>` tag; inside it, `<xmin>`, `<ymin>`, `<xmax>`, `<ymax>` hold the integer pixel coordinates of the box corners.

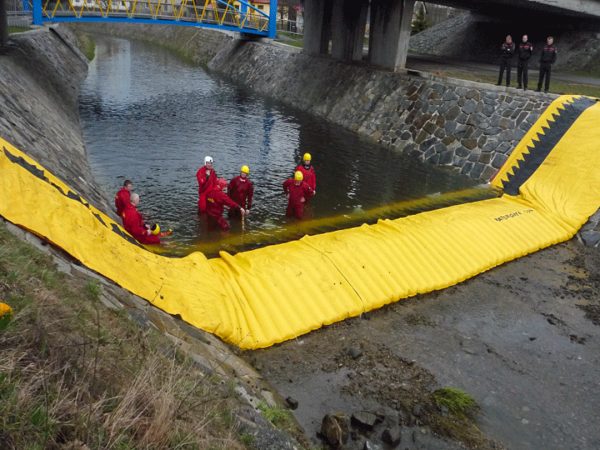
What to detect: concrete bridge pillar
<box><xmin>369</xmin><ymin>0</ymin><xmax>416</xmax><ymax>71</ymax></box>
<box><xmin>303</xmin><ymin>0</ymin><xmax>333</xmax><ymax>56</ymax></box>
<box><xmin>331</xmin><ymin>0</ymin><xmax>369</xmax><ymax>61</ymax></box>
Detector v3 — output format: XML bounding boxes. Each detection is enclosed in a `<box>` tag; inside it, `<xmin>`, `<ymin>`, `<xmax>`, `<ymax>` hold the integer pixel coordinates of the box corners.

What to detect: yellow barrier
<box><xmin>1</xmin><ymin>95</ymin><xmax>598</xmax><ymax>349</ymax></box>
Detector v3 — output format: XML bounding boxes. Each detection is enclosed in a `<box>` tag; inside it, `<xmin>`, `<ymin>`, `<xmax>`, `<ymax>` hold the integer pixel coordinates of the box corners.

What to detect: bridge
<box><xmin>28</xmin><ymin>0</ymin><xmax>277</xmax><ymax>37</ymax></box>
<box><xmin>304</xmin><ymin>0</ymin><xmax>600</xmax><ymax>72</ymax></box>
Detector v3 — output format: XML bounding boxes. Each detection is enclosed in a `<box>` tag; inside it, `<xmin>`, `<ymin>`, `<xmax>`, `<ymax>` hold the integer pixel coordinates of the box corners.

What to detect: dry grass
<box><xmin>0</xmin><ymin>222</ymin><xmax>246</xmax><ymax>449</ymax></box>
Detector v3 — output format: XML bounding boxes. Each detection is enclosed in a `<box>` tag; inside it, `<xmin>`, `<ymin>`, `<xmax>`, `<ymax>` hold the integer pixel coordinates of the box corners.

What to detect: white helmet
<box><xmin>204</xmin><ymin>156</ymin><xmax>214</xmax><ymax>164</ymax></box>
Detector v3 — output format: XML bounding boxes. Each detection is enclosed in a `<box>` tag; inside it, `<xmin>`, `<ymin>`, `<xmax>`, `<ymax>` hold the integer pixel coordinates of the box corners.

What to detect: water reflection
<box><xmin>80</xmin><ymin>37</ymin><xmax>487</xmax><ymax>257</ymax></box>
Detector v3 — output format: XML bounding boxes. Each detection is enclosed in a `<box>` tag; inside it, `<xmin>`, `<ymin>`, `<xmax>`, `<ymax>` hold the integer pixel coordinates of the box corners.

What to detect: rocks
<box><xmin>285</xmin><ymin>396</ymin><xmax>298</xmax><ymax>410</ymax></box>
<box><xmin>347</xmin><ymin>346</ymin><xmax>363</xmax><ymax>360</ymax></box>
<box><xmin>321</xmin><ymin>413</ymin><xmax>350</xmax><ymax>448</ymax></box>
<box><xmin>351</xmin><ymin>411</ymin><xmax>379</xmax><ymax>430</ymax></box>
<box><xmin>382</xmin><ymin>426</ymin><xmax>402</xmax><ymax>446</ymax></box>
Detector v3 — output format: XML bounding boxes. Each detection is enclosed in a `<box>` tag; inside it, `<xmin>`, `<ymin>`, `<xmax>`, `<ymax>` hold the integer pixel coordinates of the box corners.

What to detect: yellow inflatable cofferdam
<box><xmin>0</xmin><ymin>95</ymin><xmax>599</xmax><ymax>349</ymax></box>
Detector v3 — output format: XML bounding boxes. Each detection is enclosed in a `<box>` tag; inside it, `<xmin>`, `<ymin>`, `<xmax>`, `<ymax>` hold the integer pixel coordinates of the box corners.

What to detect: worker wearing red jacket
<box><xmin>196</xmin><ymin>155</ymin><xmax>218</xmax><ymax>214</ymax></box>
<box><xmin>114</xmin><ymin>179</ymin><xmax>133</xmax><ymax>216</ymax></box>
<box><xmin>228</xmin><ymin>165</ymin><xmax>254</xmax><ymax>217</ymax></box>
<box><xmin>283</xmin><ymin>171</ymin><xmax>314</xmax><ymax>219</ymax></box>
<box><xmin>121</xmin><ymin>193</ymin><xmax>161</xmax><ymax>245</ymax></box>
<box><xmin>295</xmin><ymin>152</ymin><xmax>316</xmax><ymax>193</ymax></box>
<box><xmin>206</xmin><ymin>178</ymin><xmax>245</xmax><ymax>231</ymax></box>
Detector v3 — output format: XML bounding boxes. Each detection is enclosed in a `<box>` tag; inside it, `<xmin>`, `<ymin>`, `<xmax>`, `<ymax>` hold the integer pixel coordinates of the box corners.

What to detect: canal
<box><xmin>80</xmin><ymin>36</ymin><xmax>491</xmax><ymax>257</ymax></box>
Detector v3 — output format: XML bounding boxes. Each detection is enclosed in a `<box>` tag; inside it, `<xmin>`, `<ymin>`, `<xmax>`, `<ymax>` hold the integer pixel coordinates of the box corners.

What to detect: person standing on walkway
<box><xmin>537</xmin><ymin>36</ymin><xmax>558</xmax><ymax>93</ymax></box>
<box><xmin>497</xmin><ymin>35</ymin><xmax>515</xmax><ymax>87</ymax></box>
<box><xmin>517</xmin><ymin>34</ymin><xmax>533</xmax><ymax>90</ymax></box>
<box><xmin>228</xmin><ymin>165</ymin><xmax>254</xmax><ymax>218</ymax></box>
<box><xmin>196</xmin><ymin>155</ymin><xmax>217</xmax><ymax>214</ymax></box>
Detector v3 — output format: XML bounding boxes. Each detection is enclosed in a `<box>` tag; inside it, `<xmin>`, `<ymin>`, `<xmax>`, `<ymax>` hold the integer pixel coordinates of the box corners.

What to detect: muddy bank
<box><xmin>251</xmin><ymin>241</ymin><xmax>600</xmax><ymax>449</ymax></box>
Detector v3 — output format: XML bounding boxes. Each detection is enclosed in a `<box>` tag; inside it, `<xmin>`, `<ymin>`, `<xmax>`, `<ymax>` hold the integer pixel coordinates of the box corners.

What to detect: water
<box><xmin>80</xmin><ymin>37</ymin><xmax>491</xmax><ymax>257</ymax></box>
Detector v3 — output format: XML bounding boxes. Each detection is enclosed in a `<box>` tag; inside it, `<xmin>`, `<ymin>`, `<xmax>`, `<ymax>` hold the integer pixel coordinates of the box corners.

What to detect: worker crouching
<box><xmin>121</xmin><ymin>193</ymin><xmax>161</xmax><ymax>245</ymax></box>
<box><xmin>283</xmin><ymin>170</ymin><xmax>314</xmax><ymax>219</ymax></box>
<box><xmin>206</xmin><ymin>178</ymin><xmax>245</xmax><ymax>231</ymax></box>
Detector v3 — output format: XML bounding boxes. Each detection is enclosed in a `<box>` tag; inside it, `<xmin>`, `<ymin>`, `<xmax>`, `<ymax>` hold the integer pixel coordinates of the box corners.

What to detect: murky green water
<box><xmin>80</xmin><ymin>36</ymin><xmax>494</xmax><ymax>257</ymax></box>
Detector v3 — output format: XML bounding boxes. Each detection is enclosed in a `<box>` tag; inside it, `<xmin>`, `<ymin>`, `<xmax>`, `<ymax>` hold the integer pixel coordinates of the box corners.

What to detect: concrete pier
<box><xmin>369</xmin><ymin>0</ymin><xmax>416</xmax><ymax>70</ymax></box>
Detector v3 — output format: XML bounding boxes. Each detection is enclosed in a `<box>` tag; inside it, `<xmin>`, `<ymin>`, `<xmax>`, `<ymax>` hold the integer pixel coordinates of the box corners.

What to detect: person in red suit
<box><xmin>196</xmin><ymin>155</ymin><xmax>217</xmax><ymax>214</ymax></box>
<box><xmin>114</xmin><ymin>179</ymin><xmax>133</xmax><ymax>216</ymax></box>
<box><xmin>283</xmin><ymin>171</ymin><xmax>314</xmax><ymax>219</ymax></box>
<box><xmin>206</xmin><ymin>178</ymin><xmax>245</xmax><ymax>231</ymax></box>
<box><xmin>228</xmin><ymin>165</ymin><xmax>254</xmax><ymax>218</ymax></box>
<box><xmin>295</xmin><ymin>152</ymin><xmax>316</xmax><ymax>193</ymax></box>
<box><xmin>121</xmin><ymin>193</ymin><xmax>161</xmax><ymax>245</ymax></box>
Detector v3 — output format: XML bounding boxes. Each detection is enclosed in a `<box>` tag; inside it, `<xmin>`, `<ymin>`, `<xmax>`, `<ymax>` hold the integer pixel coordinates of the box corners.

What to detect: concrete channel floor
<box><xmin>248</xmin><ymin>240</ymin><xmax>600</xmax><ymax>450</ymax></box>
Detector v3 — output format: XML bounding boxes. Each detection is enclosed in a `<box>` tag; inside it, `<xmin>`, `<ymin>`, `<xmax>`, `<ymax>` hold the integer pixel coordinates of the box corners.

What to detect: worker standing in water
<box><xmin>114</xmin><ymin>179</ymin><xmax>133</xmax><ymax>216</ymax></box>
<box><xmin>295</xmin><ymin>153</ymin><xmax>316</xmax><ymax>195</ymax></box>
<box><xmin>283</xmin><ymin>171</ymin><xmax>314</xmax><ymax>219</ymax></box>
<box><xmin>206</xmin><ymin>178</ymin><xmax>245</xmax><ymax>231</ymax></box>
<box><xmin>121</xmin><ymin>193</ymin><xmax>161</xmax><ymax>245</ymax></box>
<box><xmin>196</xmin><ymin>156</ymin><xmax>217</xmax><ymax>214</ymax></box>
<box><xmin>228</xmin><ymin>165</ymin><xmax>254</xmax><ymax>217</ymax></box>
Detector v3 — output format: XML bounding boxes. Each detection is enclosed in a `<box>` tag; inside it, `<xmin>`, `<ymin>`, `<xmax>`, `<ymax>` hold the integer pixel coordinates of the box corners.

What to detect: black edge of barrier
<box><xmin>502</xmin><ymin>97</ymin><xmax>597</xmax><ymax>195</ymax></box>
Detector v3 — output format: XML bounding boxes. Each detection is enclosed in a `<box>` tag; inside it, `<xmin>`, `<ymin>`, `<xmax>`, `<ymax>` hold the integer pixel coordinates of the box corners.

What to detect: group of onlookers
<box><xmin>497</xmin><ymin>34</ymin><xmax>557</xmax><ymax>92</ymax></box>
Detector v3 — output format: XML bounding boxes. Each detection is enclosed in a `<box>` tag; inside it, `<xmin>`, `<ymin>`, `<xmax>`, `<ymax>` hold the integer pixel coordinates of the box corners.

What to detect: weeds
<box><xmin>0</xmin><ymin>223</ymin><xmax>246</xmax><ymax>449</ymax></box>
<box><xmin>257</xmin><ymin>401</ymin><xmax>294</xmax><ymax>431</ymax></box>
<box><xmin>433</xmin><ymin>387</ymin><xmax>478</xmax><ymax>418</ymax></box>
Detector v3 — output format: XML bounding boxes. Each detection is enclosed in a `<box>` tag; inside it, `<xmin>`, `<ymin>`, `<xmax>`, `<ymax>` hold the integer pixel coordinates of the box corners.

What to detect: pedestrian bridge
<box><xmin>30</xmin><ymin>0</ymin><xmax>276</xmax><ymax>37</ymax></box>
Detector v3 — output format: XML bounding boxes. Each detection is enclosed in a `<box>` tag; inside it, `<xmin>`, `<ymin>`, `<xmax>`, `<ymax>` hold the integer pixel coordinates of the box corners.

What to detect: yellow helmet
<box><xmin>151</xmin><ymin>224</ymin><xmax>160</xmax><ymax>235</ymax></box>
<box><xmin>303</xmin><ymin>153</ymin><xmax>312</xmax><ymax>162</ymax></box>
<box><xmin>294</xmin><ymin>170</ymin><xmax>304</xmax><ymax>181</ymax></box>
<box><xmin>241</xmin><ymin>165</ymin><xmax>250</xmax><ymax>174</ymax></box>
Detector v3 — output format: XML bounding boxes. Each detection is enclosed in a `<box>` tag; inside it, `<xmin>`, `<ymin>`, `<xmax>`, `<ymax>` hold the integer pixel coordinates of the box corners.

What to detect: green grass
<box><xmin>276</xmin><ymin>31</ymin><xmax>303</xmax><ymax>48</ymax></box>
<box><xmin>433</xmin><ymin>387</ymin><xmax>478</xmax><ymax>418</ymax></box>
<box><xmin>0</xmin><ymin>222</ymin><xmax>247</xmax><ymax>449</ymax></box>
<box><xmin>8</xmin><ymin>26</ymin><xmax>30</xmax><ymax>34</ymax></box>
<box><xmin>442</xmin><ymin>70</ymin><xmax>600</xmax><ymax>98</ymax></box>
<box><xmin>257</xmin><ymin>401</ymin><xmax>294</xmax><ymax>431</ymax></box>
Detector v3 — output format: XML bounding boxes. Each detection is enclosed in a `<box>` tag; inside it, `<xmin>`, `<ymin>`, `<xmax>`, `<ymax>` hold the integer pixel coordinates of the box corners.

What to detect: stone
<box><xmin>414</xmin><ymin>130</ymin><xmax>429</xmax><ymax>145</ymax></box>
<box><xmin>285</xmin><ymin>396</ymin><xmax>299</xmax><ymax>410</ymax></box>
<box><xmin>456</xmin><ymin>112</ymin><xmax>468</xmax><ymax>124</ymax></box>
<box><xmin>470</xmin><ymin>163</ymin><xmax>486</xmax><ymax>179</ymax></box>
<box><xmin>461</xmin><ymin>162</ymin><xmax>474</xmax><ymax>175</ymax></box>
<box><xmin>461</xmin><ymin>138</ymin><xmax>477</xmax><ymax>150</ymax></box>
<box><xmin>515</xmin><ymin>111</ymin><xmax>529</xmax><ymax>126</ymax></box>
<box><xmin>423</xmin><ymin>121</ymin><xmax>436</xmax><ymax>134</ymax></box>
<box><xmin>498</xmin><ymin>129</ymin><xmax>515</xmax><ymax>141</ymax></box>
<box><xmin>382</xmin><ymin>426</ymin><xmax>402</xmax><ymax>446</ymax></box>
<box><xmin>580</xmin><ymin>231</ymin><xmax>600</xmax><ymax>247</ymax></box>
<box><xmin>445</xmin><ymin>105</ymin><xmax>460</xmax><ymax>121</ymax></box>
<box><xmin>456</xmin><ymin>146</ymin><xmax>470</xmax><ymax>158</ymax></box>
<box><xmin>433</xmin><ymin>143</ymin><xmax>447</xmax><ymax>154</ymax></box>
<box><xmin>352</xmin><ymin>411</ymin><xmax>379</xmax><ymax>430</ymax></box>
<box><xmin>491</xmin><ymin>153</ymin><xmax>508</xmax><ymax>169</ymax></box>
<box><xmin>479</xmin><ymin>152</ymin><xmax>492</xmax><ymax>164</ymax></box>
<box><xmin>481</xmin><ymin>165</ymin><xmax>496</xmax><ymax>181</ymax></box>
<box><xmin>465</xmin><ymin>89</ymin><xmax>481</xmax><ymax>101</ymax></box>
<box><xmin>363</xmin><ymin>440</ymin><xmax>383</xmax><ymax>450</ymax></box>
<box><xmin>483</xmin><ymin>104</ymin><xmax>495</xmax><ymax>117</ymax></box>
<box><xmin>498</xmin><ymin>117</ymin><xmax>513</xmax><ymax>129</ymax></box>
<box><xmin>434</xmin><ymin>128</ymin><xmax>445</xmax><ymax>139</ymax></box>
<box><xmin>412</xmin><ymin>404</ymin><xmax>424</xmax><ymax>417</ymax></box>
<box><xmin>439</xmin><ymin>150</ymin><xmax>454</xmax><ymax>165</ymax></box>
<box><xmin>348</xmin><ymin>346</ymin><xmax>363</xmax><ymax>360</ymax></box>
<box><xmin>444</xmin><ymin>120</ymin><xmax>457</xmax><ymax>134</ymax></box>
<box><xmin>477</xmin><ymin>135</ymin><xmax>487</xmax><ymax>147</ymax></box>
<box><xmin>321</xmin><ymin>413</ymin><xmax>350</xmax><ymax>448</ymax></box>
<box><xmin>483</xmin><ymin>127</ymin><xmax>502</xmax><ymax>136</ymax></box>
<box><xmin>400</xmin><ymin>131</ymin><xmax>412</xmax><ymax>140</ymax></box>
<box><xmin>420</xmin><ymin>137</ymin><xmax>437</xmax><ymax>151</ymax></box>
<box><xmin>442</xmin><ymin>90</ymin><xmax>459</xmax><ymax>101</ymax></box>
<box><xmin>442</xmin><ymin>136</ymin><xmax>456</xmax><ymax>145</ymax></box>
<box><xmin>426</xmin><ymin>153</ymin><xmax>440</xmax><ymax>165</ymax></box>
<box><xmin>462</xmin><ymin>99</ymin><xmax>478</xmax><ymax>114</ymax></box>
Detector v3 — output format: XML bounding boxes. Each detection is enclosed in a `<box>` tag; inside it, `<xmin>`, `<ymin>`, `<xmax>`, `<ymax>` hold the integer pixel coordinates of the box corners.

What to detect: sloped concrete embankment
<box><xmin>0</xmin><ymin>27</ymin><xmax>303</xmax><ymax>448</ymax></box>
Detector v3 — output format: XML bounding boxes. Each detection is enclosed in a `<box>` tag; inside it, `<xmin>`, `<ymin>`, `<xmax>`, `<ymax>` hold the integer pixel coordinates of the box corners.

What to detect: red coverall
<box><xmin>228</xmin><ymin>176</ymin><xmax>254</xmax><ymax>216</ymax></box>
<box><xmin>196</xmin><ymin>166</ymin><xmax>218</xmax><ymax>213</ymax></box>
<box><xmin>114</xmin><ymin>187</ymin><xmax>130</xmax><ymax>216</ymax></box>
<box><xmin>283</xmin><ymin>179</ymin><xmax>314</xmax><ymax>219</ymax></box>
<box><xmin>295</xmin><ymin>164</ymin><xmax>316</xmax><ymax>191</ymax></box>
<box><xmin>121</xmin><ymin>204</ymin><xmax>160</xmax><ymax>245</ymax></box>
<box><xmin>206</xmin><ymin>188</ymin><xmax>242</xmax><ymax>231</ymax></box>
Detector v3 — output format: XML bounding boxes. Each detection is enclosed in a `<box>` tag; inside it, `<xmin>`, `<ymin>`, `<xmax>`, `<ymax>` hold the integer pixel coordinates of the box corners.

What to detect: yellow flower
<box><xmin>0</xmin><ymin>302</ymin><xmax>13</xmax><ymax>319</ymax></box>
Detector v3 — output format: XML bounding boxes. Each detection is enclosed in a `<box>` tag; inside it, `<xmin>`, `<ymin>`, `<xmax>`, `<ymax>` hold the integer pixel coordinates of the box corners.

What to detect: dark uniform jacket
<box><xmin>517</xmin><ymin>42</ymin><xmax>533</xmax><ymax>61</ymax></box>
<box><xmin>540</xmin><ymin>45</ymin><xmax>557</xmax><ymax>65</ymax></box>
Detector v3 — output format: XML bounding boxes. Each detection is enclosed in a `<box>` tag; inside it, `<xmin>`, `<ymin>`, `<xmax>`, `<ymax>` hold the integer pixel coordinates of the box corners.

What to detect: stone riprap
<box><xmin>0</xmin><ymin>27</ymin><xmax>112</xmax><ymax>214</ymax></box>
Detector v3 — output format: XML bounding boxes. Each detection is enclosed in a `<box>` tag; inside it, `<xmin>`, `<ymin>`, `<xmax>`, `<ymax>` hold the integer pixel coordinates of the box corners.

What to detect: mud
<box><xmin>246</xmin><ymin>241</ymin><xmax>600</xmax><ymax>450</ymax></box>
